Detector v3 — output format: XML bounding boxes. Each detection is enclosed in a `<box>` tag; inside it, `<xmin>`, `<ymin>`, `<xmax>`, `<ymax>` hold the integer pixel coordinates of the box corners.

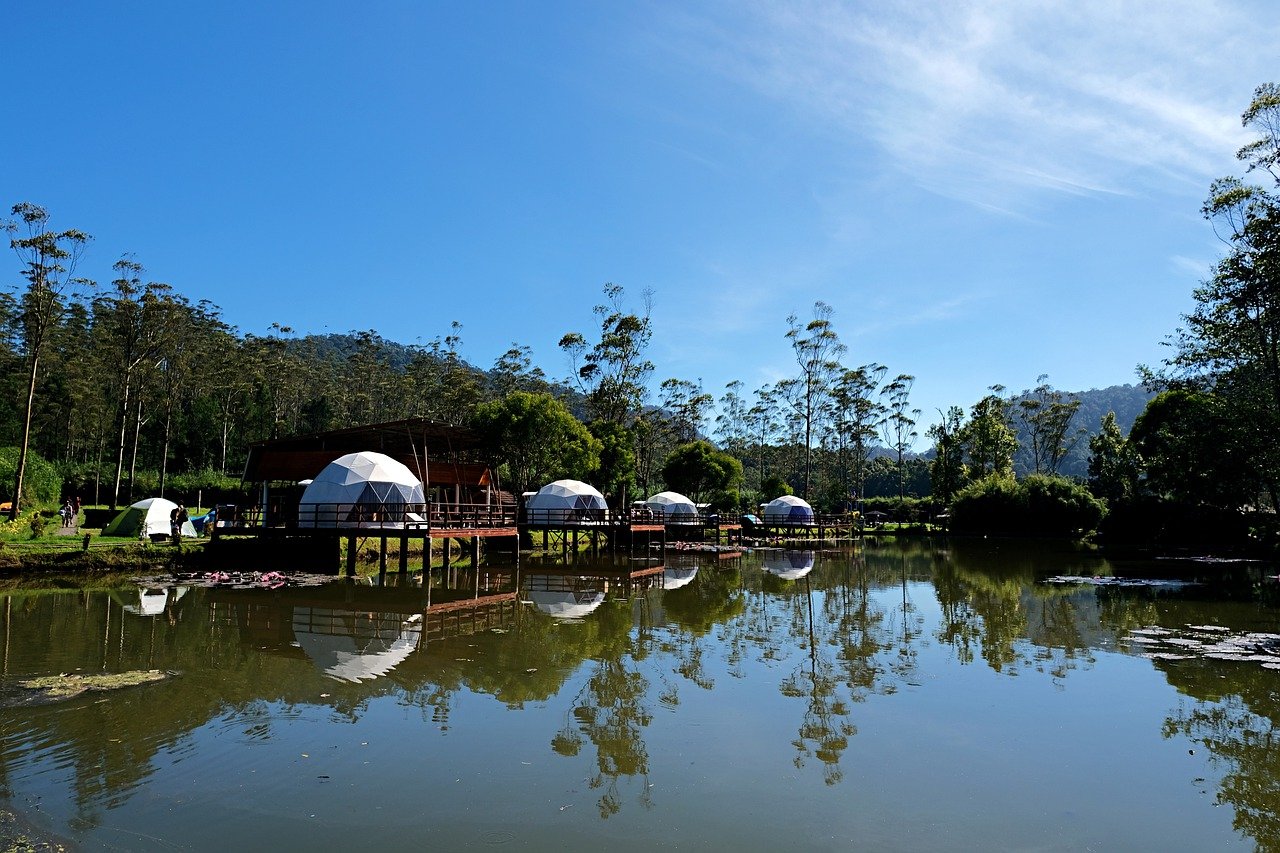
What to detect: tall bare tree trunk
<box><xmin>110</xmin><ymin>378</ymin><xmax>132</xmax><ymax>510</ymax></box>
<box><xmin>11</xmin><ymin>353</ymin><xmax>41</xmax><ymax>520</ymax></box>
<box><xmin>128</xmin><ymin>396</ymin><xmax>143</xmax><ymax>504</ymax></box>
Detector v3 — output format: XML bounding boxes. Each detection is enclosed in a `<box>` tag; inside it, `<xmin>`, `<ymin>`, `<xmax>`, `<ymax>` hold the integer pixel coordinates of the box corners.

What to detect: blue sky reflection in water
<box><xmin>0</xmin><ymin>542</ymin><xmax>1270</xmax><ymax>850</ymax></box>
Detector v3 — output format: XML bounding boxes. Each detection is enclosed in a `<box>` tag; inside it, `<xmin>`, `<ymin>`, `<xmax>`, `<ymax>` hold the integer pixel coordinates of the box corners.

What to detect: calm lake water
<box><xmin>2</xmin><ymin>540</ymin><xmax>1279</xmax><ymax>851</ymax></box>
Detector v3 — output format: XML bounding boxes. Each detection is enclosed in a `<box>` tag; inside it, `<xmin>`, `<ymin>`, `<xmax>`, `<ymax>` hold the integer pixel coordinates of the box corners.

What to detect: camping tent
<box><xmin>298</xmin><ymin>451</ymin><xmax>425</xmax><ymax>528</ymax></box>
<box><xmin>102</xmin><ymin>497</ymin><xmax>196</xmax><ymax>539</ymax></box>
<box><xmin>525</xmin><ymin>479</ymin><xmax>607</xmax><ymax>525</ymax></box>
<box><xmin>763</xmin><ymin>550</ymin><xmax>815</xmax><ymax>580</ymax></box>
<box><xmin>645</xmin><ymin>491</ymin><xmax>699</xmax><ymax>522</ymax></box>
<box><xmin>763</xmin><ymin>495</ymin><xmax>814</xmax><ymax>525</ymax></box>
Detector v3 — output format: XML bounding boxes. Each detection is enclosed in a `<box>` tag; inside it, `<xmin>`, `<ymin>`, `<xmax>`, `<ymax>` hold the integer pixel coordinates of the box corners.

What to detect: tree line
<box><xmin>6</xmin><ymin>83</ymin><xmax>1280</xmax><ymax>547</ymax></box>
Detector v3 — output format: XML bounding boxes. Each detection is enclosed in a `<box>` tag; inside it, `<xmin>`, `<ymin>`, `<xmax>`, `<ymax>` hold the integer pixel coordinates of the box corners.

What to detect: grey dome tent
<box><xmin>645</xmin><ymin>491</ymin><xmax>699</xmax><ymax>522</ymax></box>
<box><xmin>763</xmin><ymin>495</ymin><xmax>814</xmax><ymax>525</ymax></box>
<box><xmin>298</xmin><ymin>451</ymin><xmax>425</xmax><ymax>528</ymax></box>
<box><xmin>525</xmin><ymin>479</ymin><xmax>607</xmax><ymax>525</ymax></box>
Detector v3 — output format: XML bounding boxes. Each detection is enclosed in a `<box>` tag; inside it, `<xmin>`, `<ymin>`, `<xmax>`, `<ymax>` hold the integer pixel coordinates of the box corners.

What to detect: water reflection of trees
<box><xmin>551</xmin><ymin>595</ymin><xmax>655</xmax><ymax>818</ymax></box>
<box><xmin>931</xmin><ymin>541</ymin><xmax>1113</xmax><ymax>678</ymax></box>
<box><xmin>1162</xmin><ymin>663</ymin><xmax>1280</xmax><ymax>850</ymax></box>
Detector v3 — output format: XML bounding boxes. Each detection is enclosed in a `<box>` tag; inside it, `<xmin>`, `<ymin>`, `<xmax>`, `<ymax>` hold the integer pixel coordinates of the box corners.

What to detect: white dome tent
<box><xmin>763</xmin><ymin>495</ymin><xmax>814</xmax><ymax>525</ymax></box>
<box><xmin>298</xmin><ymin>451</ymin><xmax>425</xmax><ymax>528</ymax></box>
<box><xmin>645</xmin><ymin>491</ymin><xmax>698</xmax><ymax>523</ymax></box>
<box><xmin>525</xmin><ymin>479</ymin><xmax>607</xmax><ymax>525</ymax></box>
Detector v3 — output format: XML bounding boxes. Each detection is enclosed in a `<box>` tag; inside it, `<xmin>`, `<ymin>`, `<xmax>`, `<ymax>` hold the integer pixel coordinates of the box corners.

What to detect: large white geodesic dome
<box><xmin>645</xmin><ymin>491</ymin><xmax>698</xmax><ymax>522</ymax></box>
<box><xmin>763</xmin><ymin>495</ymin><xmax>814</xmax><ymax>525</ymax></box>
<box><xmin>525</xmin><ymin>479</ymin><xmax>607</xmax><ymax>525</ymax></box>
<box><xmin>298</xmin><ymin>451</ymin><xmax>425</xmax><ymax>527</ymax></box>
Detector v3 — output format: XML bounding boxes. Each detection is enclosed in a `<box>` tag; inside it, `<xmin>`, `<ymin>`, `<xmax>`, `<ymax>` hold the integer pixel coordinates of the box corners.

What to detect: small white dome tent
<box><xmin>102</xmin><ymin>497</ymin><xmax>196</xmax><ymax>539</ymax></box>
<box><xmin>763</xmin><ymin>550</ymin><xmax>815</xmax><ymax>580</ymax></box>
<box><xmin>298</xmin><ymin>451</ymin><xmax>425</xmax><ymax>528</ymax></box>
<box><xmin>763</xmin><ymin>495</ymin><xmax>814</xmax><ymax>525</ymax></box>
<box><xmin>525</xmin><ymin>479</ymin><xmax>607</xmax><ymax>525</ymax></box>
<box><xmin>645</xmin><ymin>491</ymin><xmax>698</xmax><ymax>522</ymax></box>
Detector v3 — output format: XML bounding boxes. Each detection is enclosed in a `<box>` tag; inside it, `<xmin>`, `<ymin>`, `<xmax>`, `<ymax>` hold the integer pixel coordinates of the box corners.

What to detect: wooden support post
<box><xmin>399</xmin><ymin>536</ymin><xmax>408</xmax><ymax>574</ymax></box>
<box><xmin>471</xmin><ymin>536</ymin><xmax>479</xmax><ymax>568</ymax></box>
<box><xmin>345</xmin><ymin>536</ymin><xmax>356</xmax><ymax>577</ymax></box>
<box><xmin>379</xmin><ymin>536</ymin><xmax>387</xmax><ymax>573</ymax></box>
<box><xmin>443</xmin><ymin>538</ymin><xmax>451</xmax><ymax>570</ymax></box>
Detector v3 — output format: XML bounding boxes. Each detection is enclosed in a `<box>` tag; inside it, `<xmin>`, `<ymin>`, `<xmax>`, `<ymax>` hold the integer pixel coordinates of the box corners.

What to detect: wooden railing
<box><xmin>233</xmin><ymin>502</ymin><xmax>518</xmax><ymax>531</ymax></box>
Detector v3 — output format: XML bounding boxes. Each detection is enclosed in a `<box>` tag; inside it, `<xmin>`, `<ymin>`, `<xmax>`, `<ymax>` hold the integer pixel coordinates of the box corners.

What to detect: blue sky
<box><xmin>4</xmin><ymin>1</ymin><xmax>1277</xmax><ymax>436</ymax></box>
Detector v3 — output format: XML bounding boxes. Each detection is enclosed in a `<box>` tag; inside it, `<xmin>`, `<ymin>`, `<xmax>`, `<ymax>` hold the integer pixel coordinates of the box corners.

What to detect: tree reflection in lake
<box><xmin>3</xmin><ymin>543</ymin><xmax>1280</xmax><ymax>849</ymax></box>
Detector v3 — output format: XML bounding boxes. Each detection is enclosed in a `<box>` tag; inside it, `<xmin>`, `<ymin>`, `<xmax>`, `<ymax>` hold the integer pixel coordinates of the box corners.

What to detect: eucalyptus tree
<box><xmin>244</xmin><ymin>324</ymin><xmax>311</xmax><ymax>440</ymax></box>
<box><xmin>1017</xmin><ymin>376</ymin><xmax>1083</xmax><ymax>474</ymax></box>
<box><xmin>830</xmin><ymin>364</ymin><xmax>887</xmax><ymax>503</ymax></box>
<box><xmin>559</xmin><ymin>283</ymin><xmax>654</xmax><ymax>428</ymax></box>
<box><xmin>1160</xmin><ymin>83</ymin><xmax>1280</xmax><ymax>502</ymax></box>
<box><xmin>424</xmin><ymin>321</ymin><xmax>483</xmax><ymax>424</ymax></box>
<box><xmin>878</xmin><ymin>374</ymin><xmax>920</xmax><ymax>500</ymax></box>
<box><xmin>781</xmin><ymin>301</ymin><xmax>846</xmax><ymax>499</ymax></box>
<box><xmin>155</xmin><ymin>298</ymin><xmax>220</xmax><ymax>495</ymax></box>
<box><xmin>95</xmin><ymin>259</ymin><xmax>188</xmax><ymax>507</ymax></box>
<box><xmin>963</xmin><ymin>387</ymin><xmax>1018</xmax><ymax>480</ymax></box>
<box><xmin>657</xmin><ymin>377</ymin><xmax>713</xmax><ymax>445</ymax></box>
<box><xmin>489</xmin><ymin>342</ymin><xmax>546</xmax><ymax>398</ymax></box>
<box><xmin>714</xmin><ymin>380</ymin><xmax>751</xmax><ymax>456</ymax></box>
<box><xmin>4</xmin><ymin>203</ymin><xmax>91</xmax><ymax>517</ymax></box>
<box><xmin>745</xmin><ymin>383</ymin><xmax>781</xmax><ymax>492</ymax></box>
<box><xmin>927</xmin><ymin>406</ymin><xmax>967</xmax><ymax>504</ymax></box>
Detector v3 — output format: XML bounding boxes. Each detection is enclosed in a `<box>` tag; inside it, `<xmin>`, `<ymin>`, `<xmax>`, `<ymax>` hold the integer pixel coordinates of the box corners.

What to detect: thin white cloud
<box><xmin>659</xmin><ymin>0</ymin><xmax>1275</xmax><ymax>211</ymax></box>
<box><xmin>1169</xmin><ymin>254</ymin><xmax>1212</xmax><ymax>279</ymax></box>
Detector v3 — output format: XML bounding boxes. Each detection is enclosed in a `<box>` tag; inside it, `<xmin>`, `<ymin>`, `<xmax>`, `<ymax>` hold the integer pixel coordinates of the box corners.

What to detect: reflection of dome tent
<box><xmin>525</xmin><ymin>479</ymin><xmax>607</xmax><ymax>525</ymax></box>
<box><xmin>645</xmin><ymin>491</ymin><xmax>698</xmax><ymax>522</ymax></box>
<box><xmin>663</xmin><ymin>566</ymin><xmax>699</xmax><ymax>589</ymax></box>
<box><xmin>763</xmin><ymin>495</ymin><xmax>814</xmax><ymax>525</ymax></box>
<box><xmin>525</xmin><ymin>573</ymin><xmax>606</xmax><ymax>618</ymax></box>
<box><xmin>292</xmin><ymin>607</ymin><xmax>422</xmax><ymax>683</ymax></box>
<box><xmin>298</xmin><ymin>451</ymin><xmax>425</xmax><ymax>528</ymax></box>
<box><xmin>763</xmin><ymin>550</ymin><xmax>815</xmax><ymax>580</ymax></box>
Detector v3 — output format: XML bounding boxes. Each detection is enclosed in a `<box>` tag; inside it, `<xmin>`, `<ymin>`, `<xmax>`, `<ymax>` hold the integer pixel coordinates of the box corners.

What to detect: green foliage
<box><xmin>860</xmin><ymin>495</ymin><xmax>938</xmax><ymax>522</ymax></box>
<box><xmin>558</xmin><ymin>283</ymin><xmax>654</xmax><ymax>428</ymax></box>
<box><xmin>928</xmin><ymin>406</ymin><xmax>968</xmax><ymax>504</ymax></box>
<box><xmin>1087</xmin><ymin>411</ymin><xmax>1140</xmax><ymax>503</ymax></box>
<box><xmin>963</xmin><ymin>390</ymin><xmax>1018</xmax><ymax>480</ymax></box>
<box><xmin>1155</xmin><ymin>83</ymin><xmax>1280</xmax><ymax>506</ymax></box>
<box><xmin>863</xmin><ymin>455</ymin><xmax>930</xmax><ymax>499</ymax></box>
<box><xmin>470</xmin><ymin>392</ymin><xmax>601</xmax><ymax>495</ymax></box>
<box><xmin>28</xmin><ymin>510</ymin><xmax>49</xmax><ymax>538</ymax></box>
<box><xmin>661</xmin><ymin>440</ymin><xmax>743</xmax><ymax>504</ymax></box>
<box><xmin>760</xmin><ymin>474</ymin><xmax>792</xmax><ymax>499</ymax></box>
<box><xmin>1016</xmin><ymin>376</ymin><xmax>1083</xmax><ymax>474</ymax></box>
<box><xmin>1128</xmin><ymin>390</ymin><xmax>1255</xmax><ymax>508</ymax></box>
<box><xmin>707</xmin><ymin>488</ymin><xmax>741</xmax><ymax>512</ymax></box>
<box><xmin>950</xmin><ymin>473</ymin><xmax>1104</xmax><ymax>538</ymax></box>
<box><xmin>0</xmin><ymin>446</ymin><xmax>62</xmax><ymax>509</ymax></box>
<box><xmin>589</xmin><ymin>420</ymin><xmax>638</xmax><ymax>503</ymax></box>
